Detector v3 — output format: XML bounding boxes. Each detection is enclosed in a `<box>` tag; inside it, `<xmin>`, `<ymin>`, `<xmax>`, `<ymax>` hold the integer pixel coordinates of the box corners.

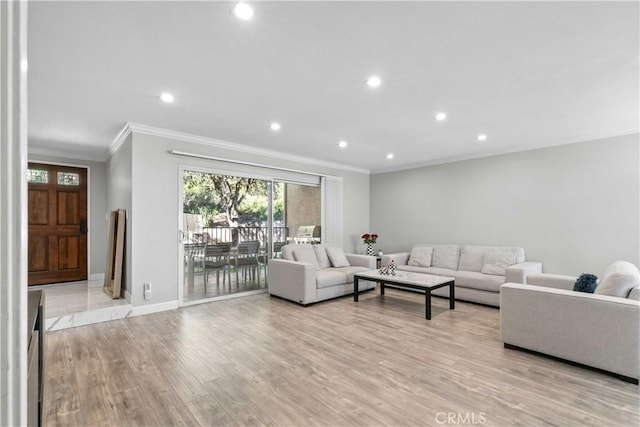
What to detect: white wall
<box><xmin>121</xmin><ymin>131</ymin><xmax>369</xmax><ymax>306</ymax></box>
<box><xmin>28</xmin><ymin>154</ymin><xmax>108</xmax><ymax>276</ymax></box>
<box><xmin>106</xmin><ymin>134</ymin><xmax>133</xmax><ymax>295</ymax></box>
<box><xmin>370</xmin><ymin>134</ymin><xmax>640</xmax><ymax>276</ymax></box>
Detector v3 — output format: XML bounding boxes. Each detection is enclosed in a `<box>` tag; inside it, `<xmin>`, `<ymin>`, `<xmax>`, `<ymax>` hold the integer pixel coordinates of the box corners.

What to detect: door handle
<box><xmin>80</xmin><ymin>219</ymin><xmax>87</xmax><ymax>234</ymax></box>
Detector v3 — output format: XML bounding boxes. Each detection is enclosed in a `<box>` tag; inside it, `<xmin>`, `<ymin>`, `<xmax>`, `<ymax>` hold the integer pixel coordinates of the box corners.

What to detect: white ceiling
<box><xmin>28</xmin><ymin>1</ymin><xmax>639</xmax><ymax>173</ymax></box>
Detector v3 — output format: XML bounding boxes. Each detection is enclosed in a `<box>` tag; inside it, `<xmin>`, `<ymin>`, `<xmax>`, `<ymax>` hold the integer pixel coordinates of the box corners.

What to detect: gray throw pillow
<box><xmin>313</xmin><ymin>246</ymin><xmax>332</xmax><ymax>269</ymax></box>
<box><xmin>326</xmin><ymin>247</ymin><xmax>350</xmax><ymax>268</ymax></box>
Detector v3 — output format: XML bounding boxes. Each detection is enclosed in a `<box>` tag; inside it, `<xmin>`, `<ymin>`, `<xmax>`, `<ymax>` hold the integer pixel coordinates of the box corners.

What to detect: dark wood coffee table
<box><xmin>353</xmin><ymin>270</ymin><xmax>455</xmax><ymax>320</ymax></box>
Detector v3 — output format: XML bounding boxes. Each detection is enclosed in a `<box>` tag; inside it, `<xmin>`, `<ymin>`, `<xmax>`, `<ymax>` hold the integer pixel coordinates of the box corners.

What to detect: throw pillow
<box><xmin>481</xmin><ymin>249</ymin><xmax>517</xmax><ymax>276</ymax></box>
<box><xmin>292</xmin><ymin>245</ymin><xmax>319</xmax><ymax>270</ymax></box>
<box><xmin>313</xmin><ymin>245</ymin><xmax>332</xmax><ymax>269</ymax></box>
<box><xmin>594</xmin><ymin>261</ymin><xmax>640</xmax><ymax>298</ymax></box>
<box><xmin>408</xmin><ymin>246</ymin><xmax>433</xmax><ymax>267</ymax></box>
<box><xmin>573</xmin><ymin>273</ymin><xmax>598</xmax><ymax>293</ymax></box>
<box><xmin>326</xmin><ymin>247</ymin><xmax>350</xmax><ymax>268</ymax></box>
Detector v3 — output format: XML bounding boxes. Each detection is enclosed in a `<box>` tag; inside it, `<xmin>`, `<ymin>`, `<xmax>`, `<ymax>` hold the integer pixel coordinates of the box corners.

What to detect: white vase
<box><xmin>366</xmin><ymin>243</ymin><xmax>375</xmax><ymax>256</ymax></box>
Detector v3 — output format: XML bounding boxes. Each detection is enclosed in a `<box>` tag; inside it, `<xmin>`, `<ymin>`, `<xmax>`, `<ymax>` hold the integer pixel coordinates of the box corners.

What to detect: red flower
<box><xmin>362</xmin><ymin>233</ymin><xmax>378</xmax><ymax>244</ymax></box>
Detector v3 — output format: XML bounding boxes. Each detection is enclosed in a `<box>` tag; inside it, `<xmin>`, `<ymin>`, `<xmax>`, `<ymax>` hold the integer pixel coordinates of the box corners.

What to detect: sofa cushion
<box><xmin>316</xmin><ymin>269</ymin><xmax>348</xmax><ymax>289</ymax></box>
<box><xmin>408</xmin><ymin>246</ymin><xmax>433</xmax><ymax>267</ymax></box>
<box><xmin>450</xmin><ymin>270</ymin><xmax>505</xmax><ymax>293</ymax></box>
<box><xmin>594</xmin><ymin>261</ymin><xmax>640</xmax><ymax>298</ymax></box>
<box><xmin>313</xmin><ymin>245</ymin><xmax>332</xmax><ymax>269</ymax></box>
<box><xmin>333</xmin><ymin>266</ymin><xmax>369</xmax><ymax>283</ymax></box>
<box><xmin>458</xmin><ymin>246</ymin><xmax>488</xmax><ymax>272</ymax></box>
<box><xmin>292</xmin><ymin>245</ymin><xmax>319</xmax><ymax>270</ymax></box>
<box><xmin>431</xmin><ymin>245</ymin><xmax>461</xmax><ymax>270</ymax></box>
<box><xmin>326</xmin><ymin>247</ymin><xmax>350</xmax><ymax>267</ymax></box>
<box><xmin>481</xmin><ymin>249</ymin><xmax>517</xmax><ymax>276</ymax></box>
<box><xmin>628</xmin><ymin>287</ymin><xmax>640</xmax><ymax>301</ymax></box>
<box><xmin>397</xmin><ymin>265</ymin><xmax>456</xmax><ymax>276</ymax></box>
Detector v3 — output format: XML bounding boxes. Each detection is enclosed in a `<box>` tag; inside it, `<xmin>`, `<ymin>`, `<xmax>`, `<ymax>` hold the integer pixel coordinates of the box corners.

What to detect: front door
<box><xmin>27</xmin><ymin>163</ymin><xmax>88</xmax><ymax>285</ymax></box>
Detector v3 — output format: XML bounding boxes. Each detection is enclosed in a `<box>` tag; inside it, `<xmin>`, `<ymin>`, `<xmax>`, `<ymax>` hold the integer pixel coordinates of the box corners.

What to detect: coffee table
<box><xmin>353</xmin><ymin>270</ymin><xmax>455</xmax><ymax>320</ymax></box>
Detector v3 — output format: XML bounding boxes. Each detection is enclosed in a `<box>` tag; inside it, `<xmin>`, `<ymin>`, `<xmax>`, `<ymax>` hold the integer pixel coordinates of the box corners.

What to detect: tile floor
<box><xmin>31</xmin><ymin>279</ymin><xmax>129</xmax><ymax>318</ymax></box>
<box><xmin>30</xmin><ymin>279</ymin><xmax>132</xmax><ymax>331</ymax></box>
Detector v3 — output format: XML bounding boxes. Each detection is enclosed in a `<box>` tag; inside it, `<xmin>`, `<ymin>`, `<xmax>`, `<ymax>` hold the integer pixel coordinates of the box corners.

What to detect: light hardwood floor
<box><xmin>44</xmin><ymin>287</ymin><xmax>639</xmax><ymax>426</ymax></box>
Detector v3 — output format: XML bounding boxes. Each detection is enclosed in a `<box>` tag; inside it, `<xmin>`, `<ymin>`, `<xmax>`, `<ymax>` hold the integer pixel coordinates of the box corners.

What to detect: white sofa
<box><xmin>382</xmin><ymin>244</ymin><xmax>541</xmax><ymax>307</ymax></box>
<box><xmin>268</xmin><ymin>244</ymin><xmax>376</xmax><ymax>305</ymax></box>
<box><xmin>501</xmin><ymin>261</ymin><xmax>640</xmax><ymax>383</ymax></box>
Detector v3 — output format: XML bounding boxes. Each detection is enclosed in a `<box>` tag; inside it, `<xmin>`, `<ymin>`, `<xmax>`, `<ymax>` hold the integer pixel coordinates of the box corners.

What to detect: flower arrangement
<box><xmin>361</xmin><ymin>233</ymin><xmax>379</xmax><ymax>244</ymax></box>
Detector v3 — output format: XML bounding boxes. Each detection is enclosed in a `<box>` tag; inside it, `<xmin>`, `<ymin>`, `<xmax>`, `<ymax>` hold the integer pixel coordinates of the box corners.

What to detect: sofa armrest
<box><xmin>381</xmin><ymin>252</ymin><xmax>410</xmax><ymax>266</ymax></box>
<box><xmin>345</xmin><ymin>253</ymin><xmax>376</xmax><ymax>269</ymax></box>
<box><xmin>526</xmin><ymin>273</ymin><xmax>576</xmax><ymax>290</ymax></box>
<box><xmin>501</xmin><ymin>283</ymin><xmax>640</xmax><ymax>380</ymax></box>
<box><xmin>267</xmin><ymin>259</ymin><xmax>317</xmax><ymax>305</ymax></box>
<box><xmin>505</xmin><ymin>261</ymin><xmax>542</xmax><ymax>284</ymax></box>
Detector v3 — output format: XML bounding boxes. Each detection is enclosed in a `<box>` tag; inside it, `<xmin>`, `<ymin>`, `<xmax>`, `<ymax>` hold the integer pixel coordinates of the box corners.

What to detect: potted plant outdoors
<box><xmin>361</xmin><ymin>233</ymin><xmax>379</xmax><ymax>256</ymax></box>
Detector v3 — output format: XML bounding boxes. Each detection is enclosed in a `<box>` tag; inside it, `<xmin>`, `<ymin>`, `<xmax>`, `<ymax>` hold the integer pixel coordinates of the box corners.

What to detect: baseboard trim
<box><xmin>503</xmin><ymin>343</ymin><xmax>639</xmax><ymax>385</ymax></box>
<box><xmin>180</xmin><ymin>289</ymin><xmax>267</xmax><ymax>307</ymax></box>
<box><xmin>89</xmin><ymin>273</ymin><xmax>105</xmax><ymax>282</ymax></box>
<box><xmin>131</xmin><ymin>300</ymin><xmax>179</xmax><ymax>317</ymax></box>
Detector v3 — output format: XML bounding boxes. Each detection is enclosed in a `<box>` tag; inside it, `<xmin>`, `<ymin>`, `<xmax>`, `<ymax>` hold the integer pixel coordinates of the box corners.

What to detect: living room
<box><xmin>1</xmin><ymin>1</ymin><xmax>638</xmax><ymax>426</ymax></box>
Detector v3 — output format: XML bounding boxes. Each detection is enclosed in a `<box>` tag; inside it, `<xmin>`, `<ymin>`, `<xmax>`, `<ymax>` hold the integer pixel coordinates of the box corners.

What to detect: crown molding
<box><xmin>28</xmin><ymin>146</ymin><xmax>104</xmax><ymax>162</ymax></box>
<box><xmin>371</xmin><ymin>130</ymin><xmax>639</xmax><ymax>174</ymax></box>
<box><xmin>105</xmin><ymin>123</ymin><xmax>133</xmax><ymax>160</ymax></box>
<box><xmin>123</xmin><ymin>122</ymin><xmax>370</xmax><ymax>175</ymax></box>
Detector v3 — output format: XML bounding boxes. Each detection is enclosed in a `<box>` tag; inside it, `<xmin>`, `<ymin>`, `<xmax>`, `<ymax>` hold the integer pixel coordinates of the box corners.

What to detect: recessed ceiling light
<box><xmin>386</xmin><ymin>153</ymin><xmax>394</xmax><ymax>160</ymax></box>
<box><xmin>233</xmin><ymin>3</ymin><xmax>254</xmax><ymax>21</ymax></box>
<box><xmin>477</xmin><ymin>134</ymin><xmax>488</xmax><ymax>141</ymax></box>
<box><xmin>435</xmin><ymin>112</ymin><xmax>447</xmax><ymax>121</ymax></box>
<box><xmin>366</xmin><ymin>75</ymin><xmax>382</xmax><ymax>88</ymax></box>
<box><xmin>270</xmin><ymin>122</ymin><xmax>281</xmax><ymax>131</ymax></box>
<box><xmin>338</xmin><ymin>141</ymin><xmax>348</xmax><ymax>148</ymax></box>
<box><xmin>160</xmin><ymin>93</ymin><xmax>174</xmax><ymax>103</ymax></box>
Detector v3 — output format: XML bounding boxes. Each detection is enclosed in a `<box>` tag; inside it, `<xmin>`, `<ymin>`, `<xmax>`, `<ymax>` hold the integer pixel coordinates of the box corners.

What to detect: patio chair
<box><xmin>184</xmin><ymin>243</ymin><xmax>205</xmax><ymax>291</ymax></box>
<box><xmin>202</xmin><ymin>243</ymin><xmax>232</xmax><ymax>291</ymax></box>
<box><xmin>273</xmin><ymin>241</ymin><xmax>286</xmax><ymax>259</ymax></box>
<box><xmin>232</xmin><ymin>240</ymin><xmax>263</xmax><ymax>285</ymax></box>
<box><xmin>255</xmin><ymin>241</ymin><xmax>286</xmax><ymax>285</ymax></box>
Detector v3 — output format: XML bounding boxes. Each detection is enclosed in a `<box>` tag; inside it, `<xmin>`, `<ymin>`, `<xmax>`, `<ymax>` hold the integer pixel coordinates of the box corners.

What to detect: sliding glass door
<box><xmin>179</xmin><ymin>169</ymin><xmax>321</xmax><ymax>304</ymax></box>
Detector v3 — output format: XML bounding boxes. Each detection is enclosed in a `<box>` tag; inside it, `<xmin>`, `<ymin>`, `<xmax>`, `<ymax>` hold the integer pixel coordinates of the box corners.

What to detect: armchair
<box><xmin>501</xmin><ymin>261</ymin><xmax>640</xmax><ymax>383</ymax></box>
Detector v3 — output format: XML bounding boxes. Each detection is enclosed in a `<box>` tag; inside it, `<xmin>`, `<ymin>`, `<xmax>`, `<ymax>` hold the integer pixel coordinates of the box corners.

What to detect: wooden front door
<box><xmin>28</xmin><ymin>163</ymin><xmax>88</xmax><ymax>285</ymax></box>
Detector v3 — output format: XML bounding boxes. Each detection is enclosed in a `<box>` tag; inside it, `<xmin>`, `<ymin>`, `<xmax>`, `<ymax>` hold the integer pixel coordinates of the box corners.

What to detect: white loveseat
<box><xmin>382</xmin><ymin>244</ymin><xmax>541</xmax><ymax>307</ymax></box>
<box><xmin>501</xmin><ymin>261</ymin><xmax>640</xmax><ymax>383</ymax></box>
<box><xmin>268</xmin><ymin>244</ymin><xmax>376</xmax><ymax>305</ymax></box>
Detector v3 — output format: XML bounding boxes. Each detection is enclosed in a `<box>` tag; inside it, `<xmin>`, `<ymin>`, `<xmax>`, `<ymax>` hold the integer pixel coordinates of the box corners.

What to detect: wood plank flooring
<box><xmin>44</xmin><ymin>287</ymin><xmax>639</xmax><ymax>426</ymax></box>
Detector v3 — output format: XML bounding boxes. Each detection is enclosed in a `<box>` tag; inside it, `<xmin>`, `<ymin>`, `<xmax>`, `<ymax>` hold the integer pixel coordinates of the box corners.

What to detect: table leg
<box><xmin>426</xmin><ymin>291</ymin><xmax>432</xmax><ymax>320</ymax></box>
<box><xmin>354</xmin><ymin>276</ymin><xmax>359</xmax><ymax>302</ymax></box>
<box><xmin>380</xmin><ymin>282</ymin><xmax>385</xmax><ymax>296</ymax></box>
<box><xmin>449</xmin><ymin>283</ymin><xmax>455</xmax><ymax>310</ymax></box>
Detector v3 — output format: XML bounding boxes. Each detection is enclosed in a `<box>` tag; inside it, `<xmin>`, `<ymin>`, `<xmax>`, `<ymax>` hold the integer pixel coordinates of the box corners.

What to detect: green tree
<box><xmin>183</xmin><ymin>172</ymin><xmax>264</xmax><ymax>227</ymax></box>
